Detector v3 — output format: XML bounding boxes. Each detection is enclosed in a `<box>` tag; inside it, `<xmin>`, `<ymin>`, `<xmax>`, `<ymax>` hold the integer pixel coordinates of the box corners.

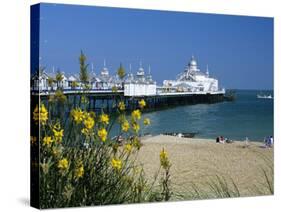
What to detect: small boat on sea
<box><xmin>257</xmin><ymin>94</ymin><xmax>273</xmax><ymax>99</ymax></box>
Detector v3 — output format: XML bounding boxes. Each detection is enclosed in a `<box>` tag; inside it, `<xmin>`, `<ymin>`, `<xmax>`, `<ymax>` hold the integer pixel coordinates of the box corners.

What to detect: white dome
<box><xmin>189</xmin><ymin>57</ymin><xmax>197</xmax><ymax>66</ymax></box>
<box><xmin>138</xmin><ymin>67</ymin><xmax>144</xmax><ymax>72</ymax></box>
<box><xmin>190</xmin><ymin>60</ymin><xmax>196</xmax><ymax>66</ymax></box>
<box><xmin>101</xmin><ymin>67</ymin><xmax>109</xmax><ymax>76</ymax></box>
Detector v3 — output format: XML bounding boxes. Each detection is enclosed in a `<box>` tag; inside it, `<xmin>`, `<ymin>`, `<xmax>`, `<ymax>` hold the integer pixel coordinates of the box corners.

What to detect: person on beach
<box><xmin>267</xmin><ymin>136</ymin><xmax>274</xmax><ymax>148</ymax></box>
<box><xmin>220</xmin><ymin>136</ymin><xmax>225</xmax><ymax>144</ymax></box>
<box><xmin>270</xmin><ymin>136</ymin><xmax>274</xmax><ymax>147</ymax></box>
<box><xmin>216</xmin><ymin>137</ymin><xmax>220</xmax><ymax>143</ymax></box>
<box><xmin>216</xmin><ymin>136</ymin><xmax>225</xmax><ymax>144</ymax></box>
<box><xmin>263</xmin><ymin>136</ymin><xmax>273</xmax><ymax>148</ymax></box>
<box><xmin>244</xmin><ymin>137</ymin><xmax>250</xmax><ymax>147</ymax></box>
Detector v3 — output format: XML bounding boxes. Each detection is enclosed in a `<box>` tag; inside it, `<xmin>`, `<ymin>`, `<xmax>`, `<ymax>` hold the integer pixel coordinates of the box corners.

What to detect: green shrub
<box><xmin>32</xmin><ymin>93</ymin><xmax>172</xmax><ymax>208</ymax></box>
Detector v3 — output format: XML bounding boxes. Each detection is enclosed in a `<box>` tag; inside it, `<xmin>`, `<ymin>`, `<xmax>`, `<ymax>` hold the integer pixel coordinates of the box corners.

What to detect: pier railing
<box><xmin>32</xmin><ymin>87</ymin><xmax>225</xmax><ymax>97</ymax></box>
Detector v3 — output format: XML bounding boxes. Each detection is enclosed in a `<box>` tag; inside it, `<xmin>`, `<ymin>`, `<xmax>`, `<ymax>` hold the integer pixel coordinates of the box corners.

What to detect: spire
<box><xmin>129</xmin><ymin>63</ymin><xmax>132</xmax><ymax>72</ymax></box>
<box><xmin>91</xmin><ymin>63</ymin><xmax>94</xmax><ymax>72</ymax></box>
<box><xmin>206</xmin><ymin>64</ymin><xmax>209</xmax><ymax>76</ymax></box>
<box><xmin>147</xmin><ymin>65</ymin><xmax>153</xmax><ymax>82</ymax></box>
<box><xmin>138</xmin><ymin>60</ymin><xmax>144</xmax><ymax>74</ymax></box>
<box><xmin>101</xmin><ymin>59</ymin><xmax>109</xmax><ymax>76</ymax></box>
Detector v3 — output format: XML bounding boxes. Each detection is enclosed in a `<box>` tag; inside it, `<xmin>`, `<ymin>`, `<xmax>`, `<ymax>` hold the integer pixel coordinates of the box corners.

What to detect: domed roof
<box><xmin>101</xmin><ymin>68</ymin><xmax>109</xmax><ymax>77</ymax></box>
<box><xmin>189</xmin><ymin>56</ymin><xmax>197</xmax><ymax>66</ymax></box>
<box><xmin>101</xmin><ymin>59</ymin><xmax>109</xmax><ymax>75</ymax></box>
<box><xmin>137</xmin><ymin>61</ymin><xmax>144</xmax><ymax>75</ymax></box>
<box><xmin>138</xmin><ymin>67</ymin><xmax>144</xmax><ymax>72</ymax></box>
<box><xmin>190</xmin><ymin>60</ymin><xmax>197</xmax><ymax>66</ymax></box>
<box><xmin>102</xmin><ymin>67</ymin><xmax>108</xmax><ymax>72</ymax></box>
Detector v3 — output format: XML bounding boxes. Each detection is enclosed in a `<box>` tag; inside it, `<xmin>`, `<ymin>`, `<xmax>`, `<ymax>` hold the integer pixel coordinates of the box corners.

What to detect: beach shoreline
<box><xmin>137</xmin><ymin>135</ymin><xmax>273</xmax><ymax>198</ymax></box>
<box><xmin>141</xmin><ymin>134</ymin><xmax>266</xmax><ymax>145</ymax></box>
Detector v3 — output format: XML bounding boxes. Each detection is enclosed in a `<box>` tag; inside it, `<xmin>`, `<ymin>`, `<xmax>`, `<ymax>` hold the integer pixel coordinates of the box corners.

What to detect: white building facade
<box><xmin>124</xmin><ymin>64</ymin><xmax>157</xmax><ymax>96</ymax></box>
<box><xmin>31</xmin><ymin>57</ymin><xmax>223</xmax><ymax>96</ymax></box>
<box><xmin>163</xmin><ymin>56</ymin><xmax>220</xmax><ymax>93</ymax></box>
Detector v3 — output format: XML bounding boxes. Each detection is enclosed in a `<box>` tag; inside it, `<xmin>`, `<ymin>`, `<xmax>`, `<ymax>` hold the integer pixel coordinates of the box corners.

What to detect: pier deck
<box><xmin>32</xmin><ymin>89</ymin><xmax>226</xmax><ymax>112</ymax></box>
<box><xmin>33</xmin><ymin>89</ymin><xmax>225</xmax><ymax>97</ymax></box>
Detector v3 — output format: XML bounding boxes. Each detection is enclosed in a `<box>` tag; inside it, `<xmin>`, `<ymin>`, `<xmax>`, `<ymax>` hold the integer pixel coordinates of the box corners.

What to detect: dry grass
<box><xmin>137</xmin><ymin>135</ymin><xmax>274</xmax><ymax>199</ymax></box>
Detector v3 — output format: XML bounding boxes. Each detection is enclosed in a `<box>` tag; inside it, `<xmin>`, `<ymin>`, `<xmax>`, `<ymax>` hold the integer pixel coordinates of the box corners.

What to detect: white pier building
<box><xmin>31</xmin><ymin>56</ymin><xmax>224</xmax><ymax>97</ymax></box>
<box><xmin>163</xmin><ymin>56</ymin><xmax>222</xmax><ymax>93</ymax></box>
<box><xmin>124</xmin><ymin>63</ymin><xmax>157</xmax><ymax>97</ymax></box>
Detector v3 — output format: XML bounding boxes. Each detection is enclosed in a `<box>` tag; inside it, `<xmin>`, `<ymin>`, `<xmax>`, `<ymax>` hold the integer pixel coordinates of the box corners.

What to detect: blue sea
<box><xmin>130</xmin><ymin>90</ymin><xmax>273</xmax><ymax>141</ymax></box>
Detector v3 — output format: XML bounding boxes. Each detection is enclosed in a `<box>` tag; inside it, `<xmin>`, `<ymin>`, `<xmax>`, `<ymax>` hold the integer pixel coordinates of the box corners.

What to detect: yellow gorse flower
<box><xmin>58</xmin><ymin>158</ymin><xmax>69</xmax><ymax>170</ymax></box>
<box><xmin>98</xmin><ymin>128</ymin><xmax>108</xmax><ymax>142</ymax></box>
<box><xmin>138</xmin><ymin>99</ymin><xmax>146</xmax><ymax>109</ymax></box>
<box><xmin>43</xmin><ymin>136</ymin><xmax>53</xmax><ymax>146</ymax></box>
<box><xmin>160</xmin><ymin>149</ymin><xmax>168</xmax><ymax>160</ymax></box>
<box><xmin>52</xmin><ymin>124</ymin><xmax>64</xmax><ymax>142</ymax></box>
<box><xmin>118</xmin><ymin>101</ymin><xmax>126</xmax><ymax>111</ymax></box>
<box><xmin>33</xmin><ymin>104</ymin><xmax>48</xmax><ymax>125</ymax></box>
<box><xmin>100</xmin><ymin>114</ymin><xmax>109</xmax><ymax>125</ymax></box>
<box><xmin>33</xmin><ymin>105</ymin><xmax>39</xmax><ymax>122</ymax></box>
<box><xmin>132</xmin><ymin>122</ymin><xmax>140</xmax><ymax>133</ymax></box>
<box><xmin>75</xmin><ymin>165</ymin><xmax>84</xmax><ymax>179</ymax></box>
<box><xmin>125</xmin><ymin>143</ymin><xmax>132</xmax><ymax>153</ymax></box>
<box><xmin>71</xmin><ymin>108</ymin><xmax>84</xmax><ymax>124</ymax></box>
<box><xmin>121</xmin><ymin>120</ymin><xmax>130</xmax><ymax>132</ymax></box>
<box><xmin>84</xmin><ymin>116</ymin><xmax>95</xmax><ymax>129</ymax></box>
<box><xmin>53</xmin><ymin>129</ymin><xmax>64</xmax><ymax>142</ymax></box>
<box><xmin>143</xmin><ymin>118</ymin><xmax>151</xmax><ymax>126</ymax></box>
<box><xmin>81</xmin><ymin>128</ymin><xmax>90</xmax><ymax>136</ymax></box>
<box><xmin>40</xmin><ymin>104</ymin><xmax>48</xmax><ymax>124</ymax></box>
<box><xmin>131</xmin><ymin>109</ymin><xmax>141</xmax><ymax>120</ymax></box>
<box><xmin>160</xmin><ymin>148</ymin><xmax>170</xmax><ymax>169</ymax></box>
<box><xmin>111</xmin><ymin>158</ymin><xmax>122</xmax><ymax>171</ymax></box>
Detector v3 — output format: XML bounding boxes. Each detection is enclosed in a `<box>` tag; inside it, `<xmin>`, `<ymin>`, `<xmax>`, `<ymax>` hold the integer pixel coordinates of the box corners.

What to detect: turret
<box><xmin>188</xmin><ymin>55</ymin><xmax>198</xmax><ymax>71</ymax></box>
<box><xmin>136</xmin><ymin>61</ymin><xmax>145</xmax><ymax>77</ymax></box>
<box><xmin>101</xmin><ymin>59</ymin><xmax>109</xmax><ymax>76</ymax></box>
<box><xmin>146</xmin><ymin>65</ymin><xmax>154</xmax><ymax>83</ymax></box>
<box><xmin>206</xmin><ymin>65</ymin><xmax>209</xmax><ymax>77</ymax></box>
<box><xmin>136</xmin><ymin>61</ymin><xmax>145</xmax><ymax>82</ymax></box>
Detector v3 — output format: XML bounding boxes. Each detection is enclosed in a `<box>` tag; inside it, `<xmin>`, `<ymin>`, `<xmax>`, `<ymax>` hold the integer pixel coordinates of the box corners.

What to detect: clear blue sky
<box><xmin>38</xmin><ymin>3</ymin><xmax>273</xmax><ymax>90</ymax></box>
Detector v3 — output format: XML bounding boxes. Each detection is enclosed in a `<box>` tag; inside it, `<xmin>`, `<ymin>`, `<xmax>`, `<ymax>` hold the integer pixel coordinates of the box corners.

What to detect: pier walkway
<box><xmin>32</xmin><ymin>88</ymin><xmax>225</xmax><ymax>112</ymax></box>
<box><xmin>32</xmin><ymin>89</ymin><xmax>225</xmax><ymax>97</ymax></box>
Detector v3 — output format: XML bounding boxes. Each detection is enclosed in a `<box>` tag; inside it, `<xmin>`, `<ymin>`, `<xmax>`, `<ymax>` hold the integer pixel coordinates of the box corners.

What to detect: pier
<box><xmin>33</xmin><ymin>89</ymin><xmax>225</xmax><ymax>112</ymax></box>
<box><xmin>32</xmin><ymin>56</ymin><xmax>227</xmax><ymax>112</ymax></box>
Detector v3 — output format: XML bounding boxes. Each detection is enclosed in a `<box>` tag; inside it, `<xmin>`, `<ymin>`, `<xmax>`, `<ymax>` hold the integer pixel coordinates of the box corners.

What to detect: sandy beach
<box><xmin>137</xmin><ymin>135</ymin><xmax>274</xmax><ymax>199</ymax></box>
